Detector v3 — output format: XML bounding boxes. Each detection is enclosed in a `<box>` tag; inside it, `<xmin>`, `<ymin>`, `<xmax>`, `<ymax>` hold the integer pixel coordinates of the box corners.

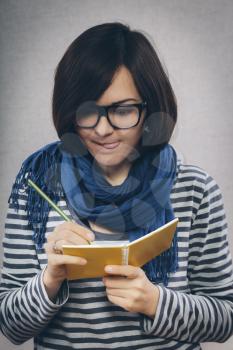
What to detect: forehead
<box><xmin>96</xmin><ymin>66</ymin><xmax>141</xmax><ymax>105</ymax></box>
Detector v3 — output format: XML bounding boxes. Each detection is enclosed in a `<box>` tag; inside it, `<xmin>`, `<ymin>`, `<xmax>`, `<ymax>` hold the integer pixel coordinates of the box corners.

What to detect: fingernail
<box><xmin>105</xmin><ymin>266</ymin><xmax>113</xmax><ymax>273</ymax></box>
<box><xmin>87</xmin><ymin>231</ymin><xmax>95</xmax><ymax>241</ymax></box>
<box><xmin>80</xmin><ymin>258</ymin><xmax>87</xmax><ymax>265</ymax></box>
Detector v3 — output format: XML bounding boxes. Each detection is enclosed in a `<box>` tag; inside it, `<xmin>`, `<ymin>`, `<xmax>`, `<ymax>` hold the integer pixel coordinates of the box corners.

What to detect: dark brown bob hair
<box><xmin>52</xmin><ymin>22</ymin><xmax>177</xmax><ymax>150</ymax></box>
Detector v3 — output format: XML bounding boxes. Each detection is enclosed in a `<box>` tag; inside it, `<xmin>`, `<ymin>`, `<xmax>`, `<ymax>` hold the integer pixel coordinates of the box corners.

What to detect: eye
<box><xmin>113</xmin><ymin>106</ymin><xmax>136</xmax><ymax>116</ymax></box>
<box><xmin>117</xmin><ymin>108</ymin><xmax>129</xmax><ymax>115</ymax></box>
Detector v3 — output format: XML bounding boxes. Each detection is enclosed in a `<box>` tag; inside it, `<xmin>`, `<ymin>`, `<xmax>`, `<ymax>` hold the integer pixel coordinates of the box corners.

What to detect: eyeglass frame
<box><xmin>75</xmin><ymin>101</ymin><xmax>147</xmax><ymax>129</ymax></box>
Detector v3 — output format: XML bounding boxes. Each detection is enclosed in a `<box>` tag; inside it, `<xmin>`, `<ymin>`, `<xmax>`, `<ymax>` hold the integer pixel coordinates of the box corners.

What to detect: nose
<box><xmin>94</xmin><ymin>115</ymin><xmax>114</xmax><ymax>136</ymax></box>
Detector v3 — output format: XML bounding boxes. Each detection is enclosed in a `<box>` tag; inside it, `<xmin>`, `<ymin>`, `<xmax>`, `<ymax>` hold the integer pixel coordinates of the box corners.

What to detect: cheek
<box><xmin>120</xmin><ymin>128</ymin><xmax>143</xmax><ymax>147</ymax></box>
<box><xmin>76</xmin><ymin>129</ymin><xmax>92</xmax><ymax>145</ymax></box>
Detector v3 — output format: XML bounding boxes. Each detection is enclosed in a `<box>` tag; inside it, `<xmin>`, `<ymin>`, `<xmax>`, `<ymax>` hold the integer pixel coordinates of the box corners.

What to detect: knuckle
<box><xmin>134</xmin><ymin>290</ymin><xmax>141</xmax><ymax>301</ymax></box>
<box><xmin>127</xmin><ymin>299</ymin><xmax>134</xmax><ymax>311</ymax></box>
<box><xmin>104</xmin><ymin>280</ymin><xmax>109</xmax><ymax>288</ymax></box>
<box><xmin>137</xmin><ymin>277</ymin><xmax>144</xmax><ymax>288</ymax></box>
<box><xmin>136</xmin><ymin>267</ymin><xmax>142</xmax><ymax>275</ymax></box>
<box><xmin>63</xmin><ymin>230</ymin><xmax>70</xmax><ymax>240</ymax></box>
<box><xmin>47</xmin><ymin>235</ymin><xmax>54</xmax><ymax>243</ymax></box>
<box><xmin>135</xmin><ymin>281</ymin><xmax>144</xmax><ymax>293</ymax></box>
<box><xmin>44</xmin><ymin>242</ymin><xmax>52</xmax><ymax>251</ymax></box>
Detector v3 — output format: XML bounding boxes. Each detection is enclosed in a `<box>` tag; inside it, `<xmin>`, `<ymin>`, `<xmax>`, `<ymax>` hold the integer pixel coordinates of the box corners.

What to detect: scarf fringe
<box><xmin>143</xmin><ymin>231</ymin><xmax>178</xmax><ymax>286</ymax></box>
<box><xmin>8</xmin><ymin>141</ymin><xmax>63</xmax><ymax>249</ymax></box>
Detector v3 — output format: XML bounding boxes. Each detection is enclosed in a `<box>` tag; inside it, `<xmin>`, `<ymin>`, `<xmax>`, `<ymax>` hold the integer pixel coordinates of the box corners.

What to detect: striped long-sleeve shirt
<box><xmin>1</xmin><ymin>157</ymin><xmax>233</xmax><ymax>349</ymax></box>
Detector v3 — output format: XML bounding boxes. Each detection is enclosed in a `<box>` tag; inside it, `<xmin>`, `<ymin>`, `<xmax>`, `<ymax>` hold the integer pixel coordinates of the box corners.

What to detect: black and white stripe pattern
<box><xmin>1</xmin><ymin>159</ymin><xmax>233</xmax><ymax>349</ymax></box>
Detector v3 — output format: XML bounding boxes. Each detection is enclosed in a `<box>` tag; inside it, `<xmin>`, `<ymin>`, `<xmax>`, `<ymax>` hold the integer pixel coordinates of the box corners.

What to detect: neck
<box><xmin>98</xmin><ymin>160</ymin><xmax>132</xmax><ymax>186</ymax></box>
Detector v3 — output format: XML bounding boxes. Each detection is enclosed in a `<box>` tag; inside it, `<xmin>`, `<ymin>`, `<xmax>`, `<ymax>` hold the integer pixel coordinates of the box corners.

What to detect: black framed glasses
<box><xmin>75</xmin><ymin>101</ymin><xmax>147</xmax><ymax>129</ymax></box>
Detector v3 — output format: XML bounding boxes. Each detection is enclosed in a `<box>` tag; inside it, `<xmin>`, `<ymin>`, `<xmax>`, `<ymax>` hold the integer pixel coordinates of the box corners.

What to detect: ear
<box><xmin>142</xmin><ymin>112</ymin><xmax>175</xmax><ymax>146</ymax></box>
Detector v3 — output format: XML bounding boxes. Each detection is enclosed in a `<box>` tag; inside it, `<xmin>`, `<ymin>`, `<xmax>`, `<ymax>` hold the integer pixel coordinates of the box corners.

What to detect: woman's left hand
<box><xmin>102</xmin><ymin>265</ymin><xmax>159</xmax><ymax>318</ymax></box>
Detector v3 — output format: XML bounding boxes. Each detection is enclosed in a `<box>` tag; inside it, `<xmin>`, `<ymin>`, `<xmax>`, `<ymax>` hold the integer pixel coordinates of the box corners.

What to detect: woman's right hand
<box><xmin>43</xmin><ymin>221</ymin><xmax>95</xmax><ymax>301</ymax></box>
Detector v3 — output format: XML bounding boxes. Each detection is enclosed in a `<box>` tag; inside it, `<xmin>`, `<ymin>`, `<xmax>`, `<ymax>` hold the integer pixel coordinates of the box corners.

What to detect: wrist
<box><xmin>43</xmin><ymin>268</ymin><xmax>64</xmax><ymax>302</ymax></box>
<box><xmin>145</xmin><ymin>285</ymin><xmax>160</xmax><ymax>319</ymax></box>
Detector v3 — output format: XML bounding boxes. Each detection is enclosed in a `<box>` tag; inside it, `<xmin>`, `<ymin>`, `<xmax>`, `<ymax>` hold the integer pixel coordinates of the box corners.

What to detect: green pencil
<box><xmin>27</xmin><ymin>178</ymin><xmax>91</xmax><ymax>244</ymax></box>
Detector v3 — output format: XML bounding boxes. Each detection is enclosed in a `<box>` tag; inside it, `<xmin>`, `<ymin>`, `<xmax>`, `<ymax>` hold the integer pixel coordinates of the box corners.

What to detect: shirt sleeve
<box><xmin>140</xmin><ymin>173</ymin><xmax>233</xmax><ymax>343</ymax></box>
<box><xmin>0</xmin><ymin>186</ymin><xmax>69</xmax><ymax>345</ymax></box>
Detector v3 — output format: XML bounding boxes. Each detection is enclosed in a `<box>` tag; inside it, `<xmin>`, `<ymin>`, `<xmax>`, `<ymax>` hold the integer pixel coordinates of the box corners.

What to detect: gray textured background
<box><xmin>0</xmin><ymin>0</ymin><xmax>233</xmax><ymax>349</ymax></box>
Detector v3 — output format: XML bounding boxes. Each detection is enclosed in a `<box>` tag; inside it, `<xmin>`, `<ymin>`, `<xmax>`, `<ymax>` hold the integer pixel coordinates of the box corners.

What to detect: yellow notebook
<box><xmin>62</xmin><ymin>217</ymin><xmax>179</xmax><ymax>280</ymax></box>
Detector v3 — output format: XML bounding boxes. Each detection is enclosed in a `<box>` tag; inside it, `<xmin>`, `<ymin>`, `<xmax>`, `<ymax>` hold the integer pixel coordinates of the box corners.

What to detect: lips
<box><xmin>101</xmin><ymin>142</ymin><xmax>120</xmax><ymax>149</ymax></box>
<box><xmin>94</xmin><ymin>141</ymin><xmax>120</xmax><ymax>150</ymax></box>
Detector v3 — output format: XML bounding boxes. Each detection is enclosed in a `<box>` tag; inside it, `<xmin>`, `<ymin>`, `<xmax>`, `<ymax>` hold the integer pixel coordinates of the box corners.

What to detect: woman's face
<box><xmin>76</xmin><ymin>66</ymin><xmax>146</xmax><ymax>172</ymax></box>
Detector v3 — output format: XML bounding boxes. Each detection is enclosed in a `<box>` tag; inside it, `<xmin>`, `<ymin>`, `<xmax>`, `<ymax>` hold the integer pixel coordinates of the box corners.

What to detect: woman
<box><xmin>0</xmin><ymin>22</ymin><xmax>233</xmax><ymax>350</ymax></box>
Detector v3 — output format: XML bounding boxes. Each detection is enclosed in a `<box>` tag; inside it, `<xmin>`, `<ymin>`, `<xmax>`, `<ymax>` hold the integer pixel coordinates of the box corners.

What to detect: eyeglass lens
<box><xmin>76</xmin><ymin>103</ymin><xmax>141</xmax><ymax>128</ymax></box>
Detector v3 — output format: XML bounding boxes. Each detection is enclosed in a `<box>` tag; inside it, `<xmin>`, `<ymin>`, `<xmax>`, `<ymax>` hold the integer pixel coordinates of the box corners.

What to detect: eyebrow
<box><xmin>110</xmin><ymin>98</ymin><xmax>139</xmax><ymax>105</ymax></box>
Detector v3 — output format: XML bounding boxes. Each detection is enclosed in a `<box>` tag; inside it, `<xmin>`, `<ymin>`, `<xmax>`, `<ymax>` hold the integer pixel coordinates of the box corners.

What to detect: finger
<box><xmin>107</xmin><ymin>294</ymin><xmax>131</xmax><ymax>311</ymax></box>
<box><xmin>52</xmin><ymin>239</ymin><xmax>74</xmax><ymax>252</ymax></box>
<box><xmin>44</xmin><ymin>241</ymin><xmax>76</xmax><ymax>256</ymax></box>
<box><xmin>48</xmin><ymin>228</ymin><xmax>94</xmax><ymax>245</ymax></box>
<box><xmin>50</xmin><ymin>237</ymin><xmax>88</xmax><ymax>252</ymax></box>
<box><xmin>45</xmin><ymin>242</ymin><xmax>87</xmax><ymax>265</ymax></box>
<box><xmin>49</xmin><ymin>253</ymin><xmax>87</xmax><ymax>266</ymax></box>
<box><xmin>106</xmin><ymin>288</ymin><xmax>132</xmax><ymax>299</ymax></box>
<box><xmin>44</xmin><ymin>241</ymin><xmax>64</xmax><ymax>255</ymax></box>
<box><xmin>104</xmin><ymin>265</ymin><xmax>143</xmax><ymax>278</ymax></box>
<box><xmin>50</xmin><ymin>225</ymin><xmax>95</xmax><ymax>242</ymax></box>
<box><xmin>103</xmin><ymin>276</ymin><xmax>131</xmax><ymax>289</ymax></box>
<box><xmin>44</xmin><ymin>242</ymin><xmax>55</xmax><ymax>254</ymax></box>
<box><xmin>49</xmin><ymin>222</ymin><xmax>95</xmax><ymax>243</ymax></box>
<box><xmin>62</xmin><ymin>222</ymin><xmax>95</xmax><ymax>241</ymax></box>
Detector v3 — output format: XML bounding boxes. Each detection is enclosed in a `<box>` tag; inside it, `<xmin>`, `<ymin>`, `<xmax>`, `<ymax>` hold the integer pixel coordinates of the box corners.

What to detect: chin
<box><xmin>94</xmin><ymin>155</ymin><xmax>123</xmax><ymax>168</ymax></box>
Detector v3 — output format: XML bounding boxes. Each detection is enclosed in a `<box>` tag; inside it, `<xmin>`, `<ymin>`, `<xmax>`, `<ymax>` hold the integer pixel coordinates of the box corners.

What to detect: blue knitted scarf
<box><xmin>8</xmin><ymin>140</ymin><xmax>178</xmax><ymax>285</ymax></box>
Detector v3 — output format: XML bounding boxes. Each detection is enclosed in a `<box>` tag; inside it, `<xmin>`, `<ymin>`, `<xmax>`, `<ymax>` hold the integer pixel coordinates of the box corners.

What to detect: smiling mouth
<box><xmin>94</xmin><ymin>141</ymin><xmax>120</xmax><ymax>150</ymax></box>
